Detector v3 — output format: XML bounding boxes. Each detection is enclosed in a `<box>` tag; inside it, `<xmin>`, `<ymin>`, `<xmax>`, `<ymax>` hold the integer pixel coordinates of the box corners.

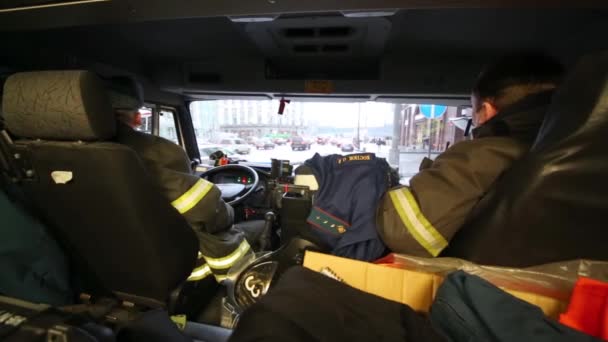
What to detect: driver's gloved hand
<box><xmin>217</xmin><ymin>199</ymin><xmax>235</xmax><ymax>231</ymax></box>
<box><xmin>235</xmin><ymin>220</ymin><xmax>272</xmax><ymax>252</ymax></box>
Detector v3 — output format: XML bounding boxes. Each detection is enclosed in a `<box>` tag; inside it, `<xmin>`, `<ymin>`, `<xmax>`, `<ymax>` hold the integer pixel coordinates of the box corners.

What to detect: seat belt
<box><xmin>0</xmin><ymin>114</ymin><xmax>23</xmax><ymax>186</ymax></box>
<box><xmin>0</xmin><ymin>128</ymin><xmax>28</xmax><ymax>205</ymax></box>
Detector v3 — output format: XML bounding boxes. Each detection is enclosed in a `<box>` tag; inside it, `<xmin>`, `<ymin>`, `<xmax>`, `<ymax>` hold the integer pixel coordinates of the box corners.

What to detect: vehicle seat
<box><xmin>443</xmin><ymin>51</ymin><xmax>608</xmax><ymax>267</ymax></box>
<box><xmin>0</xmin><ymin>70</ymin><xmax>198</xmax><ymax>304</ymax></box>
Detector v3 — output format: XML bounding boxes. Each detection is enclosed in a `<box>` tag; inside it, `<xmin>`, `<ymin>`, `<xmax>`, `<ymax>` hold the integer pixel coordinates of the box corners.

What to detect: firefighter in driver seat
<box><xmin>107</xmin><ymin>77</ymin><xmax>265</xmax><ymax>284</ymax></box>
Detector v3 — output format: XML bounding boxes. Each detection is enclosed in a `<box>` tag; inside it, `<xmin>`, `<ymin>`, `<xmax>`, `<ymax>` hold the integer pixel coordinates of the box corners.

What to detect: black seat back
<box><xmin>444</xmin><ymin>51</ymin><xmax>608</xmax><ymax>267</ymax></box>
<box><xmin>1</xmin><ymin>70</ymin><xmax>198</xmax><ymax>302</ymax></box>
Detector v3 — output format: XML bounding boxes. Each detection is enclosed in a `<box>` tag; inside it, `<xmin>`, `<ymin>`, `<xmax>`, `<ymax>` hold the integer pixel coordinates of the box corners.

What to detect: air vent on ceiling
<box><xmin>282</xmin><ymin>26</ymin><xmax>355</xmax><ymax>39</ymax></box>
<box><xmin>319</xmin><ymin>26</ymin><xmax>352</xmax><ymax>37</ymax></box>
<box><xmin>292</xmin><ymin>44</ymin><xmax>349</xmax><ymax>54</ymax></box>
<box><xmin>322</xmin><ymin>44</ymin><xmax>349</xmax><ymax>53</ymax></box>
<box><xmin>293</xmin><ymin>45</ymin><xmax>318</xmax><ymax>53</ymax></box>
<box><xmin>247</xmin><ymin>16</ymin><xmax>390</xmax><ymax>77</ymax></box>
<box><xmin>284</xmin><ymin>28</ymin><xmax>315</xmax><ymax>38</ymax></box>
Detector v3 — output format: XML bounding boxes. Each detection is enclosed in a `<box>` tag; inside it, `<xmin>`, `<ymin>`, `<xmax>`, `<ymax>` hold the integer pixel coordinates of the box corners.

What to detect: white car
<box><xmin>198</xmin><ymin>145</ymin><xmax>236</xmax><ymax>165</ymax></box>
<box><xmin>214</xmin><ymin>138</ymin><xmax>251</xmax><ymax>155</ymax></box>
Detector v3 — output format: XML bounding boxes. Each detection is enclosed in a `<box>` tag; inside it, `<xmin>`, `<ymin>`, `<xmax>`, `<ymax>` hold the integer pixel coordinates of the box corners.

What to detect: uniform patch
<box><xmin>307</xmin><ymin>207</ymin><xmax>350</xmax><ymax>234</ymax></box>
<box><xmin>336</xmin><ymin>153</ymin><xmax>375</xmax><ymax>165</ymax></box>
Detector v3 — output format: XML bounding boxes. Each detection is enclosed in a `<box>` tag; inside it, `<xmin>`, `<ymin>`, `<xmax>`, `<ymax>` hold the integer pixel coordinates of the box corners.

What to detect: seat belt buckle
<box><xmin>0</xmin><ymin>130</ymin><xmax>25</xmax><ymax>182</ymax></box>
<box><xmin>4</xmin><ymin>141</ymin><xmax>37</xmax><ymax>182</ymax></box>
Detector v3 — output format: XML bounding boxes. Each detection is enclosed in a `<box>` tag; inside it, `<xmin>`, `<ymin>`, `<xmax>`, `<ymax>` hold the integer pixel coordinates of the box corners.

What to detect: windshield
<box><xmin>190</xmin><ymin>100</ymin><xmax>471</xmax><ymax>183</ymax></box>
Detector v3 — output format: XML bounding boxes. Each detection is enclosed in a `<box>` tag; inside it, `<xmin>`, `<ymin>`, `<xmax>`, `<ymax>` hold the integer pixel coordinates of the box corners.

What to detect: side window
<box><xmin>159</xmin><ymin>109</ymin><xmax>180</xmax><ymax>144</ymax></box>
<box><xmin>137</xmin><ymin>106</ymin><xmax>153</xmax><ymax>134</ymax></box>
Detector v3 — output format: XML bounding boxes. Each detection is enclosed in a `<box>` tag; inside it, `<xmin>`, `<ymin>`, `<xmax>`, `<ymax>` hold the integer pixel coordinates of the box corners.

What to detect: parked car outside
<box><xmin>245</xmin><ymin>136</ymin><xmax>258</xmax><ymax>145</ymax></box>
<box><xmin>341</xmin><ymin>143</ymin><xmax>355</xmax><ymax>152</ymax></box>
<box><xmin>213</xmin><ymin>138</ymin><xmax>251</xmax><ymax>155</ymax></box>
<box><xmin>254</xmin><ymin>138</ymin><xmax>275</xmax><ymax>150</ymax></box>
<box><xmin>273</xmin><ymin>137</ymin><xmax>287</xmax><ymax>145</ymax></box>
<box><xmin>291</xmin><ymin>137</ymin><xmax>311</xmax><ymax>151</ymax></box>
<box><xmin>316</xmin><ymin>136</ymin><xmax>329</xmax><ymax>145</ymax></box>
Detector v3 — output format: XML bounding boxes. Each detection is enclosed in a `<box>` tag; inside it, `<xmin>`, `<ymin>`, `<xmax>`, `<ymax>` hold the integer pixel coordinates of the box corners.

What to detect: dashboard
<box><xmin>210</xmin><ymin>173</ymin><xmax>256</xmax><ymax>185</ymax></box>
<box><xmin>206</xmin><ymin>163</ymin><xmax>273</xmax><ymax>185</ymax></box>
<box><xmin>205</xmin><ymin>167</ymin><xmax>272</xmax><ymax>223</ymax></box>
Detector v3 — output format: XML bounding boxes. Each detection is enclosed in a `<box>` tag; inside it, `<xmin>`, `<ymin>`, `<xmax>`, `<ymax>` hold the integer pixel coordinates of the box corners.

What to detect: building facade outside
<box><xmin>191</xmin><ymin>100</ymin><xmax>469</xmax><ymax>149</ymax></box>
<box><xmin>191</xmin><ymin>100</ymin><xmax>308</xmax><ymax>141</ymax></box>
<box><xmin>399</xmin><ymin>104</ymin><xmax>469</xmax><ymax>152</ymax></box>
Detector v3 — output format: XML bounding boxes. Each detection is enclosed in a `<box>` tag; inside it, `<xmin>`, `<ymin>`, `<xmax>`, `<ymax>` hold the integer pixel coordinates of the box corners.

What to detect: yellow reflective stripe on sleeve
<box><xmin>214</xmin><ymin>274</ymin><xmax>228</xmax><ymax>283</ymax></box>
<box><xmin>203</xmin><ymin>240</ymin><xmax>251</xmax><ymax>270</ymax></box>
<box><xmin>187</xmin><ymin>263</ymin><xmax>212</xmax><ymax>281</ymax></box>
<box><xmin>170</xmin><ymin>315</ymin><xmax>187</xmax><ymax>330</ymax></box>
<box><xmin>171</xmin><ymin>179</ymin><xmax>214</xmax><ymax>214</ymax></box>
<box><xmin>389</xmin><ymin>187</ymin><xmax>448</xmax><ymax>257</ymax></box>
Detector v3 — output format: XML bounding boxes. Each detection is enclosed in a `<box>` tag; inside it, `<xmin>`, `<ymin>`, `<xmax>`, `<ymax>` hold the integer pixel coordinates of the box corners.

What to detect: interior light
<box><xmin>229</xmin><ymin>15</ymin><xmax>278</xmax><ymax>23</ymax></box>
<box><xmin>0</xmin><ymin>0</ymin><xmax>111</xmax><ymax>13</ymax></box>
<box><xmin>341</xmin><ymin>10</ymin><xmax>398</xmax><ymax>18</ymax></box>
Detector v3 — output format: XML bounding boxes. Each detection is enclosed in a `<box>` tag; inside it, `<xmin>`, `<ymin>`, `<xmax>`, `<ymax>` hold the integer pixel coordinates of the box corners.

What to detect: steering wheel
<box><xmin>200</xmin><ymin>164</ymin><xmax>260</xmax><ymax>206</ymax></box>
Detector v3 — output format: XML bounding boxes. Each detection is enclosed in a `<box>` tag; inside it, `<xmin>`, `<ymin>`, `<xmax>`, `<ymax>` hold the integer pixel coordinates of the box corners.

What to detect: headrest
<box><xmin>533</xmin><ymin>51</ymin><xmax>608</xmax><ymax>151</ymax></box>
<box><xmin>2</xmin><ymin>70</ymin><xmax>115</xmax><ymax>141</ymax></box>
<box><xmin>105</xmin><ymin>76</ymin><xmax>144</xmax><ymax>111</ymax></box>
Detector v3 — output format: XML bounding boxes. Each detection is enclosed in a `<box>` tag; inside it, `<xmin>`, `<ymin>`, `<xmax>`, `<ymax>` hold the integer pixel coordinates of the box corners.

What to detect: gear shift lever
<box><xmin>259</xmin><ymin>211</ymin><xmax>275</xmax><ymax>251</ymax></box>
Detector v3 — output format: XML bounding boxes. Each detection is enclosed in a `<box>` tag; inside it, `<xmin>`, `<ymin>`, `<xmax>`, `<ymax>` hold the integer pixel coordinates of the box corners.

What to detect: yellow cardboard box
<box><xmin>303</xmin><ymin>251</ymin><xmax>567</xmax><ymax>319</ymax></box>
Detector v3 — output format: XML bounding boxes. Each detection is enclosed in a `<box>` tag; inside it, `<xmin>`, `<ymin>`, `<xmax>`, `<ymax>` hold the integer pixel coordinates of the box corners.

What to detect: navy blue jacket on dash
<box><xmin>302</xmin><ymin>153</ymin><xmax>390</xmax><ymax>261</ymax></box>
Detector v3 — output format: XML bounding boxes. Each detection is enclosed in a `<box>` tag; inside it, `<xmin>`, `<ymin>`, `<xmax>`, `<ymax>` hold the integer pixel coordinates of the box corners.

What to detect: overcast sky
<box><xmin>302</xmin><ymin>101</ymin><xmax>395</xmax><ymax>128</ymax></box>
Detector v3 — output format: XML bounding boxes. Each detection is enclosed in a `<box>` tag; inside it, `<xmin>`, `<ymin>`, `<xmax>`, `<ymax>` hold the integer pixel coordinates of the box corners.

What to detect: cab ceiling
<box><xmin>0</xmin><ymin>3</ymin><xmax>607</xmax><ymax>101</ymax></box>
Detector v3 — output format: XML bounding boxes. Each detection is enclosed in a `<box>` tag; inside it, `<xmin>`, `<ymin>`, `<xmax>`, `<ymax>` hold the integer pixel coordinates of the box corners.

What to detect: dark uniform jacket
<box><xmin>302</xmin><ymin>153</ymin><xmax>391</xmax><ymax>261</ymax></box>
<box><xmin>230</xmin><ymin>267</ymin><xmax>445</xmax><ymax>342</ymax></box>
<box><xmin>116</xmin><ymin>124</ymin><xmax>250</xmax><ymax>282</ymax></box>
<box><xmin>377</xmin><ymin>91</ymin><xmax>553</xmax><ymax>257</ymax></box>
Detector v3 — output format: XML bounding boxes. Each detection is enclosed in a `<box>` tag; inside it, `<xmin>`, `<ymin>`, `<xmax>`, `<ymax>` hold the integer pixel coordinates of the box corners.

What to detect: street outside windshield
<box><xmin>190</xmin><ymin>100</ymin><xmax>471</xmax><ymax>183</ymax></box>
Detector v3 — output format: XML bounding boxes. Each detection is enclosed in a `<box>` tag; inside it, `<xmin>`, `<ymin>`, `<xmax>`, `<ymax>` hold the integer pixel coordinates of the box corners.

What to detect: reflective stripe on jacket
<box><xmin>377</xmin><ymin>138</ymin><xmax>527</xmax><ymax>257</ymax></box>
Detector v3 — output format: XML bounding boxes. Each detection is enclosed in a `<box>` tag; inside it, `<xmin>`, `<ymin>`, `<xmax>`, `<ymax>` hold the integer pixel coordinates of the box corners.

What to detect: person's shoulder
<box><xmin>435</xmin><ymin>137</ymin><xmax>530</xmax><ymax>167</ymax></box>
<box><xmin>116</xmin><ymin>125</ymin><xmax>188</xmax><ymax>165</ymax></box>
<box><xmin>145</xmin><ymin>133</ymin><xmax>182</xmax><ymax>151</ymax></box>
<box><xmin>120</xmin><ymin>126</ymin><xmax>179</xmax><ymax>151</ymax></box>
<box><xmin>448</xmin><ymin>136</ymin><xmax>528</xmax><ymax>153</ymax></box>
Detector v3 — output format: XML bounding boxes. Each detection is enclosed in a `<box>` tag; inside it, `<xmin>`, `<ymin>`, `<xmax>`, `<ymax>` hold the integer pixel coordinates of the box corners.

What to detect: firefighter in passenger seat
<box><xmin>376</xmin><ymin>53</ymin><xmax>565</xmax><ymax>258</ymax></box>
<box><xmin>107</xmin><ymin>77</ymin><xmax>266</xmax><ymax>283</ymax></box>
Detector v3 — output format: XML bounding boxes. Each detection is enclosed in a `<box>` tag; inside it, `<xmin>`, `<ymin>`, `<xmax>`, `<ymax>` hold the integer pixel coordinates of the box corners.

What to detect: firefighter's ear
<box><xmin>475</xmin><ymin>100</ymin><xmax>499</xmax><ymax>126</ymax></box>
<box><xmin>481</xmin><ymin>101</ymin><xmax>499</xmax><ymax>122</ymax></box>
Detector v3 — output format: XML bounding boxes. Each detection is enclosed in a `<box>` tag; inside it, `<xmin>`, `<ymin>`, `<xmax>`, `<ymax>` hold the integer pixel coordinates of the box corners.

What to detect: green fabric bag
<box><xmin>0</xmin><ymin>190</ymin><xmax>73</xmax><ymax>305</ymax></box>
